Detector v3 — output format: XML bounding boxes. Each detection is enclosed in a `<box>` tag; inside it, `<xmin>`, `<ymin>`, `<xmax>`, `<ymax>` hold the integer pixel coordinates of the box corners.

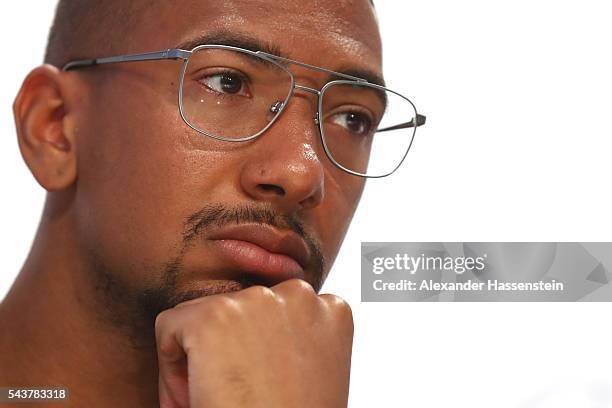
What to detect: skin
<box><xmin>0</xmin><ymin>0</ymin><xmax>382</xmax><ymax>407</ymax></box>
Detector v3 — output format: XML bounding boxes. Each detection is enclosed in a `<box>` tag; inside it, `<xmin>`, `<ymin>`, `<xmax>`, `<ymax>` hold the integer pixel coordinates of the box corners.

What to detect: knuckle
<box><xmin>157</xmin><ymin>332</ymin><xmax>177</xmax><ymax>358</ymax></box>
<box><xmin>154</xmin><ymin>309</ymin><xmax>171</xmax><ymax>336</ymax></box>
<box><xmin>172</xmin><ymin>296</ymin><xmax>206</xmax><ymax>310</ymax></box>
<box><xmin>245</xmin><ymin>284</ymin><xmax>275</xmax><ymax>299</ymax></box>
<box><xmin>173</xmin><ymin>295</ymin><xmax>240</xmax><ymax>328</ymax></box>
<box><xmin>154</xmin><ymin>311</ymin><xmax>178</xmax><ymax>357</ymax></box>
<box><xmin>244</xmin><ymin>285</ymin><xmax>286</xmax><ymax>308</ymax></box>
<box><xmin>176</xmin><ymin>297</ymin><xmax>242</xmax><ymax>349</ymax></box>
<box><xmin>207</xmin><ymin>296</ymin><xmax>241</xmax><ymax>322</ymax></box>
<box><xmin>323</xmin><ymin>295</ymin><xmax>354</xmax><ymax>323</ymax></box>
<box><xmin>282</xmin><ymin>278</ymin><xmax>316</xmax><ymax>296</ymax></box>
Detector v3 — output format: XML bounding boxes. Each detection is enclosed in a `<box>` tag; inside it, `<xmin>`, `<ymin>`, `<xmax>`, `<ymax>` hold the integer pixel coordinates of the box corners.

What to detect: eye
<box><xmin>198</xmin><ymin>70</ymin><xmax>250</xmax><ymax>96</ymax></box>
<box><xmin>331</xmin><ymin>111</ymin><xmax>374</xmax><ymax>136</ymax></box>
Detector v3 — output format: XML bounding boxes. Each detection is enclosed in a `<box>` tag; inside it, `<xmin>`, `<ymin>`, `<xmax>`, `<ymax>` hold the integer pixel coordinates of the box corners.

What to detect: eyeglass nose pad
<box><xmin>270</xmin><ymin>101</ymin><xmax>284</xmax><ymax>114</ymax></box>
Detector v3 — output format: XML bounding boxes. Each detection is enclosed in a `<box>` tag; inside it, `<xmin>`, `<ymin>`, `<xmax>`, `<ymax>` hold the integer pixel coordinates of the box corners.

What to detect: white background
<box><xmin>2</xmin><ymin>1</ymin><xmax>612</xmax><ymax>407</ymax></box>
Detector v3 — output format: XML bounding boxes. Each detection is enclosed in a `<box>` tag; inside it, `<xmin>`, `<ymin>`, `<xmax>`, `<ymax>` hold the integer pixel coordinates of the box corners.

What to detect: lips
<box><xmin>207</xmin><ymin>223</ymin><xmax>311</xmax><ymax>283</ymax></box>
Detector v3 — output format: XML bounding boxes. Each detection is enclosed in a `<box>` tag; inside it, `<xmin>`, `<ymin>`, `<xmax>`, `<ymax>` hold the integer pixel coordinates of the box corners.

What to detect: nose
<box><xmin>240</xmin><ymin>99</ymin><xmax>325</xmax><ymax>211</ymax></box>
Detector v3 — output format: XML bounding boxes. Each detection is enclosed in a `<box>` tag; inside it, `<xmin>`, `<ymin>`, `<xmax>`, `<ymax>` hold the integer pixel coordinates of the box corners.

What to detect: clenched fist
<box><xmin>155</xmin><ymin>279</ymin><xmax>354</xmax><ymax>408</ymax></box>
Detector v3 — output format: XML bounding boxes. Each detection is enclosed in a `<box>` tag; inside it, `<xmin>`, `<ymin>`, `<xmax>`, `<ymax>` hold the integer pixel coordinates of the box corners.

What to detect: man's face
<box><xmin>69</xmin><ymin>0</ymin><xmax>381</xmax><ymax>326</ymax></box>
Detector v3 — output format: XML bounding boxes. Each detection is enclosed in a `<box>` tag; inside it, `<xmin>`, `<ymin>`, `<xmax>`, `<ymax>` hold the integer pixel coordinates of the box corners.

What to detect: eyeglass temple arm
<box><xmin>62</xmin><ymin>49</ymin><xmax>192</xmax><ymax>71</ymax></box>
<box><xmin>377</xmin><ymin>114</ymin><xmax>427</xmax><ymax>132</ymax></box>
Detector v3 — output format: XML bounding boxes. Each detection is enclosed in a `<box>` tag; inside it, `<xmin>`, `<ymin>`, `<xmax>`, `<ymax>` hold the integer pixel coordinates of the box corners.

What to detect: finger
<box><xmin>155</xmin><ymin>310</ymin><xmax>190</xmax><ymax>408</ymax></box>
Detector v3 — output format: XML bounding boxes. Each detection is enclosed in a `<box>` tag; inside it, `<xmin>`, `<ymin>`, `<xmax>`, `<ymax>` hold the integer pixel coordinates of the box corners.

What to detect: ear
<box><xmin>13</xmin><ymin>64</ymin><xmax>77</xmax><ymax>191</ymax></box>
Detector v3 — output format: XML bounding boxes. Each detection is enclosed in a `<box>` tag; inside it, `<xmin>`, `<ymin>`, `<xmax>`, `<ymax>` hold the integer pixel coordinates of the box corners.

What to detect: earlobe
<box><xmin>13</xmin><ymin>64</ymin><xmax>77</xmax><ymax>192</ymax></box>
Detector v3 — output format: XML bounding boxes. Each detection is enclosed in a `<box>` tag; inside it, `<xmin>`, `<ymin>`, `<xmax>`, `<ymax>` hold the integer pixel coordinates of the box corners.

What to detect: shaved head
<box><xmin>44</xmin><ymin>0</ymin><xmax>144</xmax><ymax>67</ymax></box>
<box><xmin>45</xmin><ymin>0</ymin><xmax>376</xmax><ymax>68</ymax></box>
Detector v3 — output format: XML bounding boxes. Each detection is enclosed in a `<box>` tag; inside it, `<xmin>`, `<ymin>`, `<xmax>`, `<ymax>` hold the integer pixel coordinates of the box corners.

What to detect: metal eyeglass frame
<box><xmin>63</xmin><ymin>44</ymin><xmax>426</xmax><ymax>178</ymax></box>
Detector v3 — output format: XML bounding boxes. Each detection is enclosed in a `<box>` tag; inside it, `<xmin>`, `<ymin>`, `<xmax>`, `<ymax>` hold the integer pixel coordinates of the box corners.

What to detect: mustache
<box><xmin>181</xmin><ymin>204</ymin><xmax>325</xmax><ymax>291</ymax></box>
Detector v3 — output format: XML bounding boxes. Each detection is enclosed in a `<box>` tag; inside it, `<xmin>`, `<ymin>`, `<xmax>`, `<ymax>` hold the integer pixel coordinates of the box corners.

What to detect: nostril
<box><xmin>258</xmin><ymin>183</ymin><xmax>286</xmax><ymax>197</ymax></box>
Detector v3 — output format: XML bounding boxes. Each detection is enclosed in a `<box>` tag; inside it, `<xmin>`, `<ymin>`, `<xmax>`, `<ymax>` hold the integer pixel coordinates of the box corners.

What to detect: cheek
<box><xmin>73</xmin><ymin>82</ymin><xmax>241</xmax><ymax>284</ymax></box>
<box><xmin>314</xmin><ymin>172</ymin><xmax>365</xmax><ymax>267</ymax></box>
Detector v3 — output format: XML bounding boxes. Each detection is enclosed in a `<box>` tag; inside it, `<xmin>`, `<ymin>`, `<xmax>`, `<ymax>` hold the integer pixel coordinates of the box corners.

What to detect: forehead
<box><xmin>134</xmin><ymin>0</ymin><xmax>381</xmax><ymax>73</ymax></box>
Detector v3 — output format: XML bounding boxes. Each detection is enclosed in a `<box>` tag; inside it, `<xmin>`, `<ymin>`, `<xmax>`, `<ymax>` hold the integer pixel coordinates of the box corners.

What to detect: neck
<box><xmin>0</xmin><ymin>195</ymin><xmax>160</xmax><ymax>408</ymax></box>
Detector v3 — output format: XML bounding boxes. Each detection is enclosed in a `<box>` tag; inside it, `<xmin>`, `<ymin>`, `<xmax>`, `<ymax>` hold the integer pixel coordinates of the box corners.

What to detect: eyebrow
<box><xmin>176</xmin><ymin>31</ymin><xmax>386</xmax><ymax>87</ymax></box>
<box><xmin>176</xmin><ymin>31</ymin><xmax>285</xmax><ymax>59</ymax></box>
<box><xmin>328</xmin><ymin>68</ymin><xmax>386</xmax><ymax>88</ymax></box>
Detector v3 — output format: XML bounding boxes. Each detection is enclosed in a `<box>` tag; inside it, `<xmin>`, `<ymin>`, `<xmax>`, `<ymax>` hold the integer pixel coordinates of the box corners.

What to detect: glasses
<box><xmin>63</xmin><ymin>44</ymin><xmax>426</xmax><ymax>178</ymax></box>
